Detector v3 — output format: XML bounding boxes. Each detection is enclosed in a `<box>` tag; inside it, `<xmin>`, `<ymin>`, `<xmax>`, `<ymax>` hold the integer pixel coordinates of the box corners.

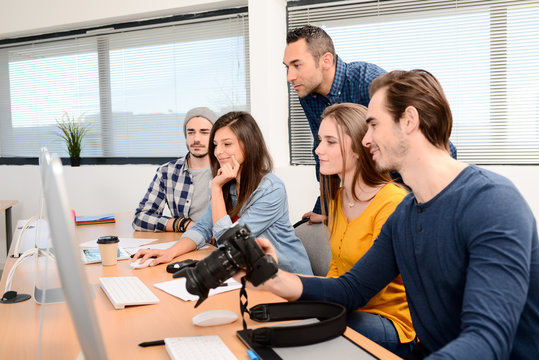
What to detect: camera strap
<box><xmin>239</xmin><ymin>278</ymin><xmax>347</xmax><ymax>347</ymax></box>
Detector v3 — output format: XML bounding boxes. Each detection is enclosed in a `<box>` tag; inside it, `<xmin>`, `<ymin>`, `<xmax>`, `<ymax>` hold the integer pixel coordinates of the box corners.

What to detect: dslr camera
<box><xmin>173</xmin><ymin>223</ymin><xmax>278</xmax><ymax>307</ymax></box>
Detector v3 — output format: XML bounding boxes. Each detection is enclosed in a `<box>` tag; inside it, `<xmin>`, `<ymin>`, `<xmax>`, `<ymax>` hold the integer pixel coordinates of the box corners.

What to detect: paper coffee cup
<box><xmin>97</xmin><ymin>236</ymin><xmax>120</xmax><ymax>266</ymax></box>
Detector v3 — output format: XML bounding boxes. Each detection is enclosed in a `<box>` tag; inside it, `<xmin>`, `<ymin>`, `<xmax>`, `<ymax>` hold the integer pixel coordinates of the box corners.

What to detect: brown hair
<box><xmin>208</xmin><ymin>111</ymin><xmax>273</xmax><ymax>220</ymax></box>
<box><xmin>369</xmin><ymin>69</ymin><xmax>452</xmax><ymax>151</ymax></box>
<box><xmin>286</xmin><ymin>25</ymin><xmax>336</xmax><ymax>64</ymax></box>
<box><xmin>319</xmin><ymin>103</ymin><xmax>392</xmax><ymax>231</ymax></box>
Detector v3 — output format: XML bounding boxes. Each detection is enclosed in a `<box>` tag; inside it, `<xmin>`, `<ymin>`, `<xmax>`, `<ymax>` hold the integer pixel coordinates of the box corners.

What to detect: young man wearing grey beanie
<box><xmin>133</xmin><ymin>107</ymin><xmax>218</xmax><ymax>232</ymax></box>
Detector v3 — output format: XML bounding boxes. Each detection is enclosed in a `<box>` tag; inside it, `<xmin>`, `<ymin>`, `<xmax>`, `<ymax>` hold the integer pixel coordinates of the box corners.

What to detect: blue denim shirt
<box><xmin>182</xmin><ymin>173</ymin><xmax>313</xmax><ymax>275</ymax></box>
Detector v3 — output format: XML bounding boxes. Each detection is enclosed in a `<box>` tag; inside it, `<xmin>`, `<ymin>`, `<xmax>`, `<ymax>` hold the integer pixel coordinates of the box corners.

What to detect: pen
<box><xmin>218</xmin><ymin>283</ymin><xmax>228</xmax><ymax>287</ymax></box>
<box><xmin>247</xmin><ymin>349</ymin><xmax>260</xmax><ymax>360</ymax></box>
<box><xmin>138</xmin><ymin>339</ymin><xmax>165</xmax><ymax>347</ymax></box>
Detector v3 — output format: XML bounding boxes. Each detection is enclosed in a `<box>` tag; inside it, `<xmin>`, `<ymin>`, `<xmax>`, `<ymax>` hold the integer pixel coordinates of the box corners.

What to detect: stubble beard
<box><xmin>190</xmin><ymin>150</ymin><xmax>208</xmax><ymax>159</ymax></box>
<box><xmin>374</xmin><ymin>137</ymin><xmax>408</xmax><ymax>173</ymax></box>
<box><xmin>188</xmin><ymin>142</ymin><xmax>208</xmax><ymax>159</ymax></box>
<box><xmin>294</xmin><ymin>68</ymin><xmax>323</xmax><ymax>98</ymax></box>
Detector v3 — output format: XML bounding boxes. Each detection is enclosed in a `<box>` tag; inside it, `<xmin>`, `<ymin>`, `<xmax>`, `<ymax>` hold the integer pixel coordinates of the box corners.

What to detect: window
<box><xmin>288</xmin><ymin>0</ymin><xmax>539</xmax><ymax>165</ymax></box>
<box><xmin>0</xmin><ymin>10</ymin><xmax>250</xmax><ymax>159</ymax></box>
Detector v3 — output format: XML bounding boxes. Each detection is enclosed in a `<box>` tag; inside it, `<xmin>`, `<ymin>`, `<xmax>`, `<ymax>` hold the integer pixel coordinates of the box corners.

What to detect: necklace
<box><xmin>346</xmin><ymin>193</ymin><xmax>376</xmax><ymax>208</ymax></box>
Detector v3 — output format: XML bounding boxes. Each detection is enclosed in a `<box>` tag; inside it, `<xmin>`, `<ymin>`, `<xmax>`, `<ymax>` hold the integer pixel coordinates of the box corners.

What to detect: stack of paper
<box><xmin>75</xmin><ymin>213</ymin><xmax>115</xmax><ymax>226</ymax></box>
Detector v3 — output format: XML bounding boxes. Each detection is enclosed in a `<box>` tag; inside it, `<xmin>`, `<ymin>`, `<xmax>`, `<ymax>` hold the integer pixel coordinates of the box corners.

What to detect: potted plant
<box><xmin>56</xmin><ymin>112</ymin><xmax>90</xmax><ymax>166</ymax></box>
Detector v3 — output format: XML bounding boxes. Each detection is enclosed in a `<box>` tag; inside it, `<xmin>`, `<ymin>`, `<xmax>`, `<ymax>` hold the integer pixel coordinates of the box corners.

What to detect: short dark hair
<box><xmin>286</xmin><ymin>25</ymin><xmax>336</xmax><ymax>63</ymax></box>
<box><xmin>370</xmin><ymin>69</ymin><xmax>452</xmax><ymax>151</ymax></box>
<box><xmin>208</xmin><ymin>111</ymin><xmax>273</xmax><ymax>220</ymax></box>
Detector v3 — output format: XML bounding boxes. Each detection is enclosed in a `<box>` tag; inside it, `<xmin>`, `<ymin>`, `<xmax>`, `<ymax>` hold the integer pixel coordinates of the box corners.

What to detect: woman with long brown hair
<box><xmin>316</xmin><ymin>103</ymin><xmax>415</xmax><ymax>357</ymax></box>
<box><xmin>135</xmin><ymin>111</ymin><xmax>312</xmax><ymax>274</ymax></box>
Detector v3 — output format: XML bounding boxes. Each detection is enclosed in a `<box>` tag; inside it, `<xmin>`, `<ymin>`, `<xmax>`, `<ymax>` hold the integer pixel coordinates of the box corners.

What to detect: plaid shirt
<box><xmin>133</xmin><ymin>154</ymin><xmax>208</xmax><ymax>231</ymax></box>
<box><xmin>298</xmin><ymin>56</ymin><xmax>457</xmax><ymax>212</ymax></box>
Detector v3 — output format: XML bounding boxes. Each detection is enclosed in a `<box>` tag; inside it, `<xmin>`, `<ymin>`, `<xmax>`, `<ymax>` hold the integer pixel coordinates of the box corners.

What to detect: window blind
<box><xmin>288</xmin><ymin>0</ymin><xmax>539</xmax><ymax>165</ymax></box>
<box><xmin>0</xmin><ymin>12</ymin><xmax>250</xmax><ymax>158</ymax></box>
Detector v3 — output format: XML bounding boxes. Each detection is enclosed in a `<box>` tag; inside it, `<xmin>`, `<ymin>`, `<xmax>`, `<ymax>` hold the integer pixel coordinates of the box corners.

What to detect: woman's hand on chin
<box><xmin>213</xmin><ymin>155</ymin><xmax>240</xmax><ymax>188</ymax></box>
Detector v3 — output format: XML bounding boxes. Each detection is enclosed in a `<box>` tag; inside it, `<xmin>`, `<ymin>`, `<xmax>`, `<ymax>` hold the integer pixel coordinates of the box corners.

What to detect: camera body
<box><xmin>174</xmin><ymin>223</ymin><xmax>278</xmax><ymax>307</ymax></box>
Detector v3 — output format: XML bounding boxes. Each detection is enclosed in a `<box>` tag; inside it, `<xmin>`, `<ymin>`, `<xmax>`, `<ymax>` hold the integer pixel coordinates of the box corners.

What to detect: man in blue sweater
<box><xmin>246</xmin><ymin>70</ymin><xmax>539</xmax><ymax>358</ymax></box>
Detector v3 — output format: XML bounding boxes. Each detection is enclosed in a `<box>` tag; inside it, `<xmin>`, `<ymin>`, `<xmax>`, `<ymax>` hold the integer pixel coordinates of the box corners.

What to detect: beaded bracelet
<box><xmin>183</xmin><ymin>218</ymin><xmax>192</xmax><ymax>232</ymax></box>
<box><xmin>173</xmin><ymin>217</ymin><xmax>183</xmax><ymax>233</ymax></box>
<box><xmin>179</xmin><ymin>217</ymin><xmax>192</xmax><ymax>232</ymax></box>
<box><xmin>179</xmin><ymin>217</ymin><xmax>187</xmax><ymax>232</ymax></box>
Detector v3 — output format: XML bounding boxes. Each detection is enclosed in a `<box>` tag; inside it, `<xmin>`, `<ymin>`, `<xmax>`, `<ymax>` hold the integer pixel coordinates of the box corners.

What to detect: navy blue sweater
<box><xmin>301</xmin><ymin>165</ymin><xmax>539</xmax><ymax>359</ymax></box>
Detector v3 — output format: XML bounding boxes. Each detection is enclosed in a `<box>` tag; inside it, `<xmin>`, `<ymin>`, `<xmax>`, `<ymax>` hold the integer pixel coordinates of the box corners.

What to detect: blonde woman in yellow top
<box><xmin>316</xmin><ymin>103</ymin><xmax>415</xmax><ymax>357</ymax></box>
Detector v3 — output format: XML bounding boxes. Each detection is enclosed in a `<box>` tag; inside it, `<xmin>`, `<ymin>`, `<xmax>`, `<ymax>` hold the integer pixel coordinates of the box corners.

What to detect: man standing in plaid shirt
<box><xmin>133</xmin><ymin>107</ymin><xmax>218</xmax><ymax>232</ymax></box>
<box><xmin>283</xmin><ymin>25</ymin><xmax>456</xmax><ymax>222</ymax></box>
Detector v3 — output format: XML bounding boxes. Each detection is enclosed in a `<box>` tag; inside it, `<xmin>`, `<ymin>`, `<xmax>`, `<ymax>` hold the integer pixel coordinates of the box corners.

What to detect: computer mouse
<box><xmin>192</xmin><ymin>310</ymin><xmax>238</xmax><ymax>327</ymax></box>
<box><xmin>166</xmin><ymin>259</ymin><xmax>198</xmax><ymax>273</ymax></box>
<box><xmin>130</xmin><ymin>258</ymin><xmax>153</xmax><ymax>269</ymax></box>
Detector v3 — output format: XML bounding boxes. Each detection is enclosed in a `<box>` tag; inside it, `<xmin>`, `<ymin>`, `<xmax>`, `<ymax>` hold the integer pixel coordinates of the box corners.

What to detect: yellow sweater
<box><xmin>327</xmin><ymin>183</ymin><xmax>416</xmax><ymax>343</ymax></box>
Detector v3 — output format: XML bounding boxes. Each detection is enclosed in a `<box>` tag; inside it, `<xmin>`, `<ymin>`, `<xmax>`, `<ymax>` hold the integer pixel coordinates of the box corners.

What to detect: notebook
<box><xmin>75</xmin><ymin>213</ymin><xmax>115</xmax><ymax>226</ymax></box>
<box><xmin>236</xmin><ymin>319</ymin><xmax>379</xmax><ymax>360</ymax></box>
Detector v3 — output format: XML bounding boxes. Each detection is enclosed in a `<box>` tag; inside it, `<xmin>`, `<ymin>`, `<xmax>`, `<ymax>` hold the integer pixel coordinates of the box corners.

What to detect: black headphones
<box><xmin>238</xmin><ymin>301</ymin><xmax>347</xmax><ymax>347</ymax></box>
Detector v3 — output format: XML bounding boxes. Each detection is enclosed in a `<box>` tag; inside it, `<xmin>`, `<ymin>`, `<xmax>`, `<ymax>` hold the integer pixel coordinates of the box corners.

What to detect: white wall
<box><xmin>1</xmin><ymin>0</ymin><xmax>538</xmax><ymax>265</ymax></box>
<box><xmin>0</xmin><ymin>0</ymin><xmax>248</xmax><ymax>40</ymax></box>
<box><xmin>248</xmin><ymin>0</ymin><xmax>289</xmax><ymax>166</ymax></box>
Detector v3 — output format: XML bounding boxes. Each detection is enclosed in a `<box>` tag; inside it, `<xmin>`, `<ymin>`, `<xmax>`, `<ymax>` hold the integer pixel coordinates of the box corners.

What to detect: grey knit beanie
<box><xmin>183</xmin><ymin>107</ymin><xmax>218</xmax><ymax>136</ymax></box>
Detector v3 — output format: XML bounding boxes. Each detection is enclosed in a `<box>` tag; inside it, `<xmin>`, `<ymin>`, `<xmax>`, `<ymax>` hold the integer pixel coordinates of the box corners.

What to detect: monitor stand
<box><xmin>34</xmin><ymin>284</ymin><xmax>96</xmax><ymax>304</ymax></box>
<box><xmin>34</xmin><ymin>286</ymin><xmax>64</xmax><ymax>304</ymax></box>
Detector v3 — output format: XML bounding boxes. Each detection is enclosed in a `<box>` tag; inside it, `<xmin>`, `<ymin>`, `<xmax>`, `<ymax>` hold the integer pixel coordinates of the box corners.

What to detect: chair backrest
<box><xmin>294</xmin><ymin>223</ymin><xmax>331</xmax><ymax>276</ymax></box>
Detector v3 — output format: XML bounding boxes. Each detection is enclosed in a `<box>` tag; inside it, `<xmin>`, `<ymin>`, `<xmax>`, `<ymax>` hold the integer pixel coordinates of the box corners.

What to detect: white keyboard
<box><xmin>165</xmin><ymin>336</ymin><xmax>237</xmax><ymax>360</ymax></box>
<box><xmin>99</xmin><ymin>276</ymin><xmax>159</xmax><ymax>310</ymax></box>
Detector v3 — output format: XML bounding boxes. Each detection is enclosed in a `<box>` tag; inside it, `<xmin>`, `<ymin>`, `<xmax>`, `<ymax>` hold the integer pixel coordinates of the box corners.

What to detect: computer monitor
<box><xmin>34</xmin><ymin>147</ymin><xmax>64</xmax><ymax>304</ymax></box>
<box><xmin>10</xmin><ymin>147</ymin><xmax>52</xmax><ymax>257</ymax></box>
<box><xmin>40</xmin><ymin>153</ymin><xmax>108</xmax><ymax>359</ymax></box>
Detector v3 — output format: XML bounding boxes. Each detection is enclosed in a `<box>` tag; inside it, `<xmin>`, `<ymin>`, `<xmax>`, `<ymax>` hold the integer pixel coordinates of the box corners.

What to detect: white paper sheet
<box><xmin>124</xmin><ymin>242</ymin><xmax>210</xmax><ymax>256</ymax></box>
<box><xmin>79</xmin><ymin>237</ymin><xmax>157</xmax><ymax>248</ymax></box>
<box><xmin>123</xmin><ymin>240</ymin><xmax>179</xmax><ymax>255</ymax></box>
<box><xmin>154</xmin><ymin>278</ymin><xmax>241</xmax><ymax>302</ymax></box>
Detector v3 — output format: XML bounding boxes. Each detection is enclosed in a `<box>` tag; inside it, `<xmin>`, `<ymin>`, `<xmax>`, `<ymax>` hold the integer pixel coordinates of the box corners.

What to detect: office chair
<box><xmin>293</xmin><ymin>220</ymin><xmax>331</xmax><ymax>276</ymax></box>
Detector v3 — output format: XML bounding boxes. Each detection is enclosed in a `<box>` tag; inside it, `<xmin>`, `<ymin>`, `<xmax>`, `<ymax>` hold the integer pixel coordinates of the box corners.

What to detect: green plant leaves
<box><xmin>56</xmin><ymin>112</ymin><xmax>90</xmax><ymax>158</ymax></box>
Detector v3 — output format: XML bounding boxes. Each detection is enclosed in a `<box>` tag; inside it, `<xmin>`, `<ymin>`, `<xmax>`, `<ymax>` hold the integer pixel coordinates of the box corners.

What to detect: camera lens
<box><xmin>178</xmin><ymin>244</ymin><xmax>245</xmax><ymax>307</ymax></box>
<box><xmin>174</xmin><ymin>224</ymin><xmax>278</xmax><ymax>307</ymax></box>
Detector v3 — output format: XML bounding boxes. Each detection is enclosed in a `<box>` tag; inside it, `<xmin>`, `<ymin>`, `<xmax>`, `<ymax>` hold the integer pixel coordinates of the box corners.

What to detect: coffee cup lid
<box><xmin>97</xmin><ymin>235</ymin><xmax>119</xmax><ymax>244</ymax></box>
